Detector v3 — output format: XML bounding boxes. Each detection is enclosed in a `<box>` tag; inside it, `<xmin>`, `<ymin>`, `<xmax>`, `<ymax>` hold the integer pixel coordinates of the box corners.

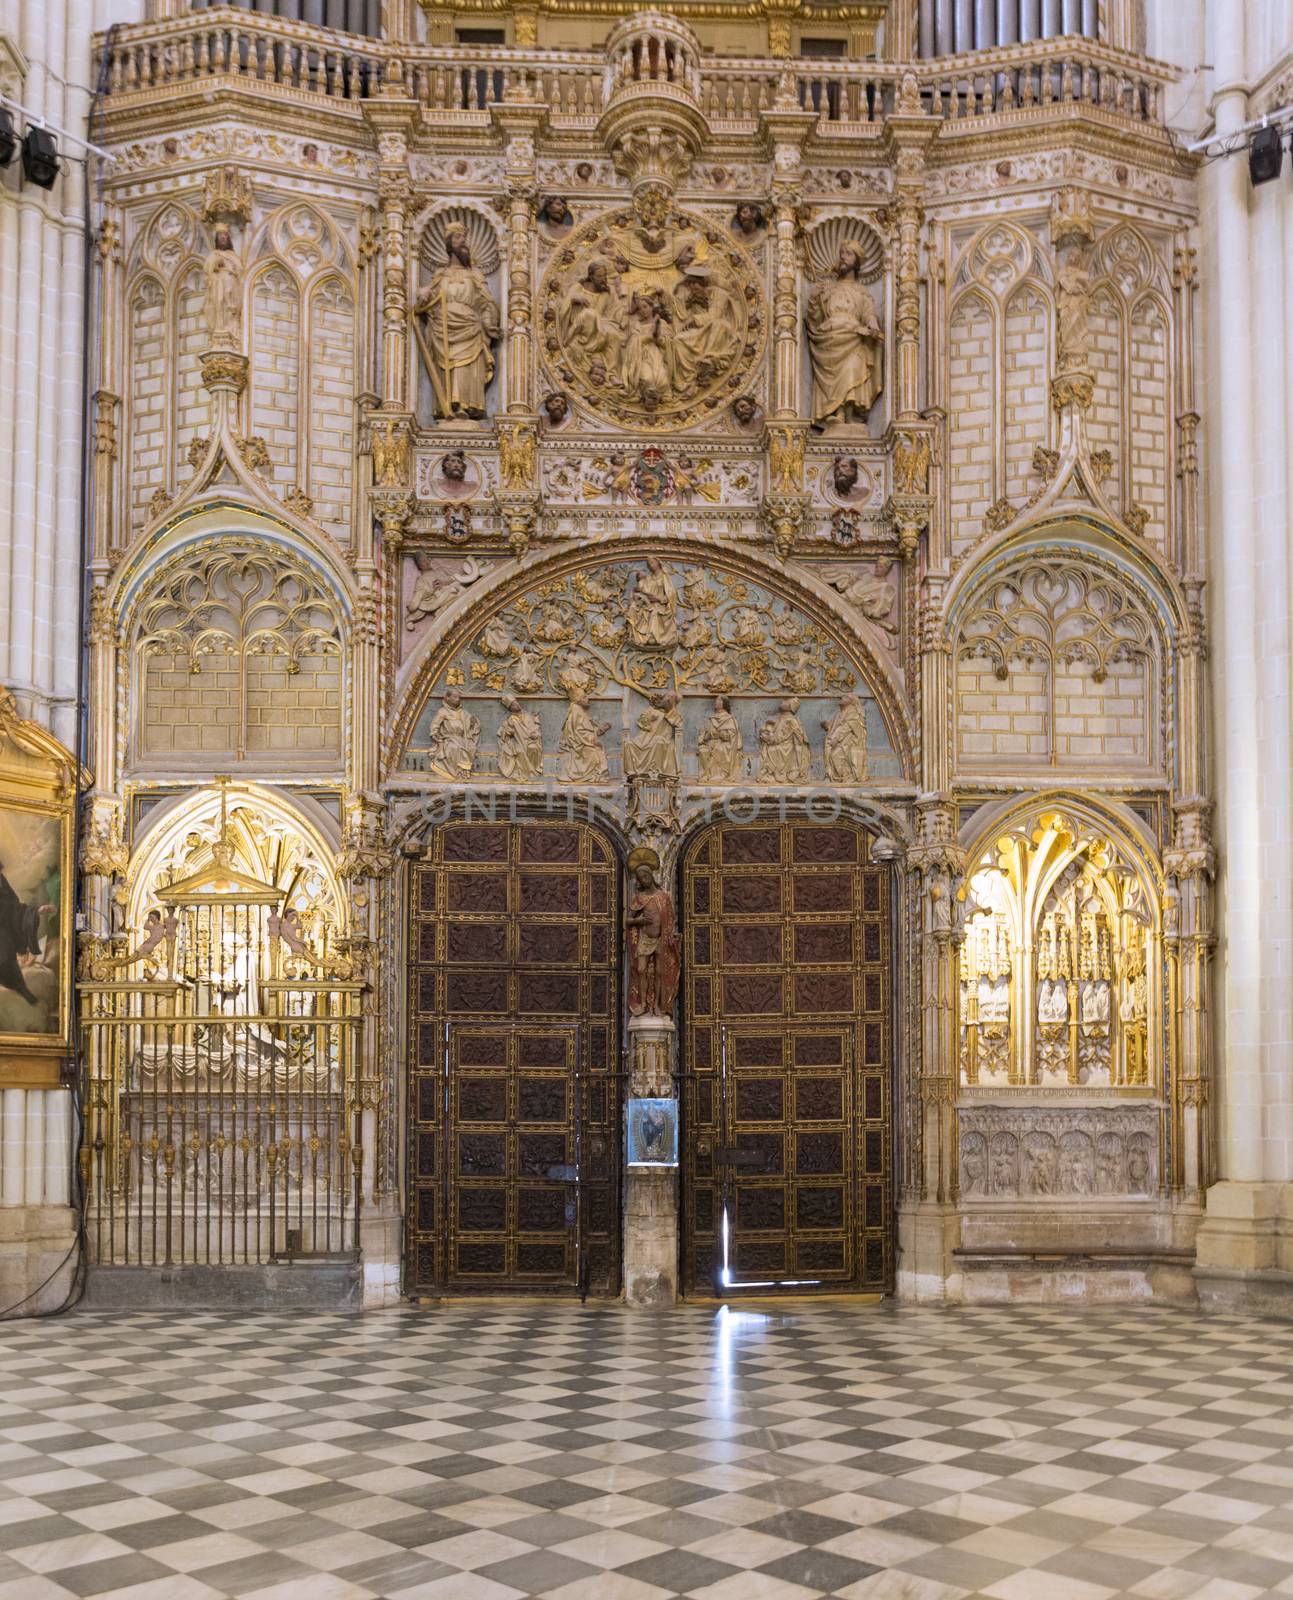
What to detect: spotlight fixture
<box><xmin>21</xmin><ymin>126</ymin><xmax>59</xmax><ymax>189</ymax></box>
<box><xmin>0</xmin><ymin>108</ymin><xmax>16</xmax><ymax>168</ymax></box>
<box><xmin>1249</xmin><ymin>124</ymin><xmax>1283</xmax><ymax>185</ymax></box>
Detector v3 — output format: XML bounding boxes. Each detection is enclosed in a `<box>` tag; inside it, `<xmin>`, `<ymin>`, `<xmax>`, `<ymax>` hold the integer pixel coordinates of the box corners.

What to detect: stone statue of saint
<box><xmin>626</xmin><ymin>557</ymin><xmax>679</xmax><ymax>649</ymax></box>
<box><xmin>823</xmin><ymin>560</ymin><xmax>898</xmax><ymax>641</ymax></box>
<box><xmin>1055</xmin><ymin>242</ymin><xmax>1091</xmax><ymax>372</ymax></box>
<box><xmin>623</xmin><ymin>692</ymin><xmax>681</xmax><ymax>780</ymax></box>
<box><xmin>823</xmin><ymin>695</ymin><xmax>869</xmax><ymax>782</ymax></box>
<box><xmin>1038</xmin><ymin>976</ymin><xmax>1070</xmax><ymax>1024</ymax></box>
<box><xmin>426</xmin><ymin>687</ymin><xmax>480</xmax><ymax>780</ymax></box>
<box><xmin>626</xmin><ymin>852</ymin><xmax>681</xmax><ymax>1019</ymax></box>
<box><xmin>696</xmin><ymin>695</ymin><xmax>743</xmax><ymax>783</ymax></box>
<box><xmin>495</xmin><ymin>694</ymin><xmax>544</xmax><ymax>782</ymax></box>
<box><xmin>414</xmin><ymin>224</ymin><xmax>501</xmax><ymax>420</ymax></box>
<box><xmin>558</xmin><ymin>692</ymin><xmax>611</xmax><ymax>783</ymax></box>
<box><xmin>758</xmin><ymin>697</ymin><xmax>811</xmax><ymax>783</ymax></box>
<box><xmin>202</xmin><ymin>225</ymin><xmax>242</xmax><ymax>346</ymax></box>
<box><xmin>805</xmin><ymin>241</ymin><xmax>884</xmax><ymax>425</ymax></box>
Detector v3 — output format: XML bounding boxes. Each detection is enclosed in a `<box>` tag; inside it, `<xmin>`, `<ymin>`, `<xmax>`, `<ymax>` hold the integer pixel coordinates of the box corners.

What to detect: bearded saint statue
<box><xmin>805</xmin><ymin>240</ymin><xmax>884</xmax><ymax>426</ymax></box>
<box><xmin>414</xmin><ymin>224</ymin><xmax>502</xmax><ymax>420</ymax></box>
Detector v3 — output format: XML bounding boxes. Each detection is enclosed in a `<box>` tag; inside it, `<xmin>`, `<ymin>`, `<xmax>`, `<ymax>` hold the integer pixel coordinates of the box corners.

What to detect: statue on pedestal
<box><xmin>202</xmin><ymin>226</ymin><xmax>243</xmax><ymax>346</ymax></box>
<box><xmin>626</xmin><ymin>847</ymin><xmax>681</xmax><ymax>1020</ymax></box>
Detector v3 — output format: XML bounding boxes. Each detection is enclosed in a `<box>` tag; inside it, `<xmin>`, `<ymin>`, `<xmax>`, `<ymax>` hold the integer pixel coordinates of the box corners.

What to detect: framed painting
<box><xmin>0</xmin><ymin>690</ymin><xmax>78</xmax><ymax>1079</ymax></box>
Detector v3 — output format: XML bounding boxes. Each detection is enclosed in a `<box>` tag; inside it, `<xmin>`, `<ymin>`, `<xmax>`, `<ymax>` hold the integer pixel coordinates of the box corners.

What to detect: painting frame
<box><xmin>0</xmin><ymin>690</ymin><xmax>79</xmax><ymax>1082</ymax></box>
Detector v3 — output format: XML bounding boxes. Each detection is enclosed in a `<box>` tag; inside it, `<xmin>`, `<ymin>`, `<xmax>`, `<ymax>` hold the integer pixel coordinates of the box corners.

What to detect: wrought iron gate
<box><xmin>81</xmin><ymin>846</ymin><xmax>363</xmax><ymax>1269</ymax></box>
<box><xmin>406</xmin><ymin>818</ymin><xmax>621</xmax><ymax>1296</ymax></box>
<box><xmin>682</xmin><ymin>820</ymin><xmax>893</xmax><ymax>1295</ymax></box>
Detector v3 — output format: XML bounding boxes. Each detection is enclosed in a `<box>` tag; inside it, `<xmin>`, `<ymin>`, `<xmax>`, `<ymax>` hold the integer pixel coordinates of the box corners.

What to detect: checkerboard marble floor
<box><xmin>2</xmin><ymin>1302</ymin><xmax>1293</xmax><ymax>1600</ymax></box>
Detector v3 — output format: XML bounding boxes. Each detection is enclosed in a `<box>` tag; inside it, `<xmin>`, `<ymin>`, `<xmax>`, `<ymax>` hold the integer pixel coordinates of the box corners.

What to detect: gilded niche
<box><xmin>540</xmin><ymin>205</ymin><xmax>764</xmax><ymax>430</ymax></box>
<box><xmin>401</xmin><ymin>557</ymin><xmax>899</xmax><ymax>785</ymax></box>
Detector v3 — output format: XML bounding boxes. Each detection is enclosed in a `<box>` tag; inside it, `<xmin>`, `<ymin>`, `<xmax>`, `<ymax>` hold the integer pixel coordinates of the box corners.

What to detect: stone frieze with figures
<box><xmin>398</xmin><ymin>556</ymin><xmax>903</xmax><ymax>789</ymax></box>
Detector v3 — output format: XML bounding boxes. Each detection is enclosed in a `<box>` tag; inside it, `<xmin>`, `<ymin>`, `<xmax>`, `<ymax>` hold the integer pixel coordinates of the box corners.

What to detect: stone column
<box><xmin>1193</xmin><ymin>5</ymin><xmax>1293</xmax><ymax>1312</ymax></box>
<box><xmin>492</xmin><ymin>91</ymin><xmax>546</xmax><ymax>416</ymax></box>
<box><xmin>898</xmin><ymin>801</ymin><xmax>964</xmax><ymax>1300</ymax></box>
<box><xmin>338</xmin><ymin>798</ymin><xmax>400</xmax><ymax>1307</ymax></box>
<box><xmin>623</xmin><ymin>1016</ymin><xmax>679</xmax><ymax>1307</ymax></box>
<box><xmin>761</xmin><ymin>79</ymin><xmax>814</xmax><ymax>420</ymax></box>
<box><xmin>882</xmin><ymin>78</ymin><xmax>936</xmax><ymax>425</ymax></box>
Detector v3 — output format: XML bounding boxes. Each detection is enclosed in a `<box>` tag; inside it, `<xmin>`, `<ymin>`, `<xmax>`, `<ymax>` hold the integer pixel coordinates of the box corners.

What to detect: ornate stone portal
<box><xmin>81</xmin><ymin>1</ymin><xmax>1203</xmax><ymax>1309</ymax></box>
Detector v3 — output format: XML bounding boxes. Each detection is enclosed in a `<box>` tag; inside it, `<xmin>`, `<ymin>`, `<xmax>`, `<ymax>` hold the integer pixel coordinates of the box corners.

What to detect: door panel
<box><xmin>406</xmin><ymin>819</ymin><xmax>620</xmax><ymax>1296</ymax></box>
<box><xmin>682</xmin><ymin>820</ymin><xmax>893</xmax><ymax>1295</ymax></box>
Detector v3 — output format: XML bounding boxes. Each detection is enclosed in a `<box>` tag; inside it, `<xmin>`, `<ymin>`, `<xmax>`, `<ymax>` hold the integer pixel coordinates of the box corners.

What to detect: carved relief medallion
<box><xmin>539</xmin><ymin>205</ymin><xmax>765</xmax><ymax>431</ymax></box>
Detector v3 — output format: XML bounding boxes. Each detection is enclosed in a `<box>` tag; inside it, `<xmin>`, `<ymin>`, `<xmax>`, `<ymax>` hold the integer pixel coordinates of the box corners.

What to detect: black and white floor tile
<box><xmin>2</xmin><ymin>1301</ymin><xmax>1293</xmax><ymax>1598</ymax></box>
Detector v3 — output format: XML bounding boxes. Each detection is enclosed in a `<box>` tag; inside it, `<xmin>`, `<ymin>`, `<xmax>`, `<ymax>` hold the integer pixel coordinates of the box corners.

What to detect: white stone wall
<box><xmin>1129</xmin><ymin>300</ymin><xmax>1170</xmax><ymax>545</ymax></box>
<box><xmin>307</xmin><ymin>277</ymin><xmax>356</xmax><ymax>535</ymax></box>
<box><xmin>250</xmin><ymin>265</ymin><xmax>302</xmax><ymax>496</ymax></box>
<box><xmin>1002</xmin><ymin>287</ymin><xmax>1049</xmax><ymax>505</ymax></box>
<box><xmin>947</xmin><ymin>294</ymin><xmax>994</xmax><ymax>553</ymax></box>
<box><xmin>0</xmin><ymin>0</ymin><xmax>145</xmax><ymax>1315</ymax></box>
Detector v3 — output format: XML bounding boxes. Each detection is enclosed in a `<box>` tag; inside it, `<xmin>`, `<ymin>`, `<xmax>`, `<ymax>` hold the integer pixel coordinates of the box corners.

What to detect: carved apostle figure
<box><xmin>558</xmin><ymin>691</ymin><xmax>611</xmax><ymax>783</ymax></box>
<box><xmin>758</xmin><ymin>697</ymin><xmax>811</xmax><ymax>783</ymax></box>
<box><xmin>696</xmin><ymin>695</ymin><xmax>743</xmax><ymax>783</ymax></box>
<box><xmin>626</xmin><ymin>853</ymin><xmax>682</xmax><ymax>1019</ymax></box>
<box><xmin>623</xmin><ymin>692</ymin><xmax>681</xmax><ymax>780</ymax></box>
<box><xmin>823</xmin><ymin>694</ymin><xmax>869</xmax><ymax>782</ymax></box>
<box><xmin>626</xmin><ymin>557</ymin><xmax>679</xmax><ymax>649</ymax></box>
<box><xmin>495</xmin><ymin>695</ymin><xmax>544</xmax><ymax>782</ymax></box>
<box><xmin>414</xmin><ymin>224</ymin><xmax>501</xmax><ymax>420</ymax></box>
<box><xmin>202</xmin><ymin>226</ymin><xmax>242</xmax><ymax>346</ymax></box>
<box><xmin>558</xmin><ymin>259</ymin><xmax>626</xmax><ymax>371</ymax></box>
<box><xmin>426</xmin><ymin>687</ymin><xmax>480</xmax><ymax>780</ymax></box>
<box><xmin>805</xmin><ymin>242</ymin><xmax>884</xmax><ymax>425</ymax></box>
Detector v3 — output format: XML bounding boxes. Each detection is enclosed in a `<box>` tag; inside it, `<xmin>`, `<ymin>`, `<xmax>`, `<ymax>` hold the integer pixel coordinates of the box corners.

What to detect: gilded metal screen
<box><xmin>81</xmin><ymin>897</ymin><xmax>363</xmax><ymax>1269</ymax></box>
<box><xmin>406</xmin><ymin>819</ymin><xmax>621</xmax><ymax>1296</ymax></box>
<box><xmin>682</xmin><ymin>820</ymin><xmax>893</xmax><ymax>1295</ymax></box>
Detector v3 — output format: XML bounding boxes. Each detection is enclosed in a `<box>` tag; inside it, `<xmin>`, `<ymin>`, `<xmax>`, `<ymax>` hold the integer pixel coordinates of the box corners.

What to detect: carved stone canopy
<box><xmin>598</xmin><ymin>12</ymin><xmax>709</xmax><ymax>207</ymax></box>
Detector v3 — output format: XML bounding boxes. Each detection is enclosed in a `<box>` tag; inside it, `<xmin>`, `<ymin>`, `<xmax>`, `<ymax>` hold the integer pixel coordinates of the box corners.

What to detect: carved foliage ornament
<box><xmin>539</xmin><ymin>204</ymin><xmax>764</xmax><ymax>431</ymax></box>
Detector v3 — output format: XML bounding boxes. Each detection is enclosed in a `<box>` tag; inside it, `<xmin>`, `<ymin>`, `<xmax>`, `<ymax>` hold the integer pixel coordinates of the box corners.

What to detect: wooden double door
<box><xmin>681</xmin><ymin>820</ymin><xmax>894</xmax><ymax>1296</ymax></box>
<box><xmin>405</xmin><ymin>818</ymin><xmax>621</xmax><ymax>1297</ymax></box>
<box><xmin>405</xmin><ymin>816</ymin><xmax>894</xmax><ymax>1300</ymax></box>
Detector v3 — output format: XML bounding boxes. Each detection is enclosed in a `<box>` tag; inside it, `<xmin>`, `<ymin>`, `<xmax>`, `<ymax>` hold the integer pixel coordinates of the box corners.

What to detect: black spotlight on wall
<box><xmin>1249</xmin><ymin>124</ymin><xmax>1283</xmax><ymax>185</ymax></box>
<box><xmin>0</xmin><ymin>109</ymin><xmax>16</xmax><ymax>168</ymax></box>
<box><xmin>21</xmin><ymin>126</ymin><xmax>59</xmax><ymax>188</ymax></box>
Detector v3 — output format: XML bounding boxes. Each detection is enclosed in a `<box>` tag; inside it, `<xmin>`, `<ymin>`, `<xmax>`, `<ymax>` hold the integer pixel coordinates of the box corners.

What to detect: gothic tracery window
<box><xmin>955</xmin><ymin>556</ymin><xmax>1160</xmax><ymax>775</ymax></box>
<box><xmin>130</xmin><ymin>548</ymin><xmax>344</xmax><ymax>771</ymax></box>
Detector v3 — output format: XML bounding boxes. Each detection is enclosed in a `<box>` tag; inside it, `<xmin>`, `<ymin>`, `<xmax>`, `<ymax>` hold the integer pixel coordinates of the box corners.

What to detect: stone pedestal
<box><xmin>1194</xmin><ymin>1181</ymin><xmax>1293</xmax><ymax>1314</ymax></box>
<box><xmin>623</xmin><ymin>1014</ymin><xmax>679</xmax><ymax>1307</ymax></box>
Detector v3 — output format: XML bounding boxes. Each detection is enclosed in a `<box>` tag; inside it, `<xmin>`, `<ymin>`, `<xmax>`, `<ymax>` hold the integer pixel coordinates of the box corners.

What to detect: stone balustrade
<box><xmin>95</xmin><ymin>13</ymin><xmax>1172</xmax><ymax>130</ymax></box>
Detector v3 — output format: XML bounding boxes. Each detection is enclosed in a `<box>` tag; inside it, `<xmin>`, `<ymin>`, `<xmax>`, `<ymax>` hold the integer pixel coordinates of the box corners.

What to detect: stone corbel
<box><xmin>762</xmin><ymin>493</ymin><xmax>808</xmax><ymax>562</ymax></box>
<box><xmin>494</xmin><ymin>492</ymin><xmax>540</xmax><ymax>560</ymax></box>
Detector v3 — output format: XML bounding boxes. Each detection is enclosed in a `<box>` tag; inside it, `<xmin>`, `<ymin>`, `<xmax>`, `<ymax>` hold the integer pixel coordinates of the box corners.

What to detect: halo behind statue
<box><xmin>805</xmin><ymin>217</ymin><xmax>885</xmax><ymax>285</ymax></box>
<box><xmin>627</xmin><ymin>845</ymin><xmax>661</xmax><ymax>876</ymax></box>
<box><xmin>419</xmin><ymin>209</ymin><xmax>501</xmax><ymax>276</ymax></box>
